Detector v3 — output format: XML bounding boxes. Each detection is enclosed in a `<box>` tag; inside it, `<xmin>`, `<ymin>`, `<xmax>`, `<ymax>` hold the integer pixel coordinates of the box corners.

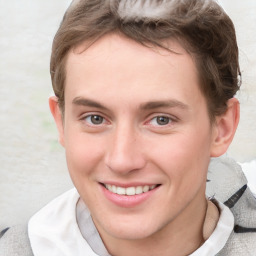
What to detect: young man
<box><xmin>1</xmin><ymin>0</ymin><xmax>256</xmax><ymax>255</ymax></box>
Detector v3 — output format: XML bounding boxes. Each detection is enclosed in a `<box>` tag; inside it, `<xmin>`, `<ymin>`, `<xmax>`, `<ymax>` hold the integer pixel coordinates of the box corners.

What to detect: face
<box><xmin>55</xmin><ymin>34</ymin><xmax>218</xmax><ymax>242</ymax></box>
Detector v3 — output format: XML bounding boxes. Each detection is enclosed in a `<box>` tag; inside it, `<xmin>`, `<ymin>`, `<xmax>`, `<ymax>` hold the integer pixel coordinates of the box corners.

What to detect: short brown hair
<box><xmin>50</xmin><ymin>0</ymin><xmax>241</xmax><ymax>120</ymax></box>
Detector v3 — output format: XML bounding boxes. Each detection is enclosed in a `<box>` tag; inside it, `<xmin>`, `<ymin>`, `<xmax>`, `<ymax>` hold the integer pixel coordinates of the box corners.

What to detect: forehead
<box><xmin>65</xmin><ymin>33</ymin><xmax>204</xmax><ymax>108</ymax></box>
<box><xmin>68</xmin><ymin>34</ymin><xmax>193</xmax><ymax>72</ymax></box>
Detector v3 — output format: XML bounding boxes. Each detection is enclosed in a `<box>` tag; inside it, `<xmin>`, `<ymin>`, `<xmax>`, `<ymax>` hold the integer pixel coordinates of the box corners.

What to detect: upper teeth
<box><xmin>105</xmin><ymin>184</ymin><xmax>157</xmax><ymax>196</ymax></box>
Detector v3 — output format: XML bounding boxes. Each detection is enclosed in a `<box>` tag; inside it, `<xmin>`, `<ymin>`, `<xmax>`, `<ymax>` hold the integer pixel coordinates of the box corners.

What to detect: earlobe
<box><xmin>210</xmin><ymin>98</ymin><xmax>240</xmax><ymax>157</ymax></box>
<box><xmin>49</xmin><ymin>96</ymin><xmax>65</xmax><ymax>147</ymax></box>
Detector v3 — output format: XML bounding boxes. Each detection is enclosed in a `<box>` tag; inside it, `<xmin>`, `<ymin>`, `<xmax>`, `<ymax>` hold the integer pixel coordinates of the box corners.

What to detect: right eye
<box><xmin>84</xmin><ymin>115</ymin><xmax>106</xmax><ymax>125</ymax></box>
<box><xmin>150</xmin><ymin>116</ymin><xmax>172</xmax><ymax>126</ymax></box>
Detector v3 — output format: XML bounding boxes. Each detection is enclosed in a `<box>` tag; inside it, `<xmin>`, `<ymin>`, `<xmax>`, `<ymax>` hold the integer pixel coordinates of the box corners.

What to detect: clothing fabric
<box><xmin>0</xmin><ymin>225</ymin><xmax>33</xmax><ymax>256</ymax></box>
<box><xmin>1</xmin><ymin>157</ymin><xmax>256</xmax><ymax>255</ymax></box>
<box><xmin>208</xmin><ymin>157</ymin><xmax>256</xmax><ymax>255</ymax></box>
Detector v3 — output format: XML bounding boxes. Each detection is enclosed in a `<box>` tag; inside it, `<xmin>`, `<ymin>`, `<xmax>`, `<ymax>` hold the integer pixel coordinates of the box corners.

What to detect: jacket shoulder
<box><xmin>0</xmin><ymin>225</ymin><xmax>34</xmax><ymax>256</ymax></box>
<box><xmin>208</xmin><ymin>157</ymin><xmax>256</xmax><ymax>255</ymax></box>
<box><xmin>217</xmin><ymin>230</ymin><xmax>256</xmax><ymax>256</ymax></box>
<box><xmin>217</xmin><ymin>186</ymin><xmax>256</xmax><ymax>255</ymax></box>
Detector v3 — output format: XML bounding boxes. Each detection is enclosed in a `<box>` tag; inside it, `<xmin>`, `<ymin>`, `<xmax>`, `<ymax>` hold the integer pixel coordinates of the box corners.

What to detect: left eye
<box><xmin>150</xmin><ymin>116</ymin><xmax>172</xmax><ymax>126</ymax></box>
<box><xmin>85</xmin><ymin>115</ymin><xmax>105</xmax><ymax>125</ymax></box>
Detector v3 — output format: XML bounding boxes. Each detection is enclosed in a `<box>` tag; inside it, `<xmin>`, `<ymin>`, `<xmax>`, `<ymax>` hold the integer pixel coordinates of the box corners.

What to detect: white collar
<box><xmin>189</xmin><ymin>200</ymin><xmax>234</xmax><ymax>255</ymax></box>
<box><xmin>28</xmin><ymin>188</ymin><xmax>99</xmax><ymax>256</ymax></box>
<box><xmin>28</xmin><ymin>189</ymin><xmax>234</xmax><ymax>256</ymax></box>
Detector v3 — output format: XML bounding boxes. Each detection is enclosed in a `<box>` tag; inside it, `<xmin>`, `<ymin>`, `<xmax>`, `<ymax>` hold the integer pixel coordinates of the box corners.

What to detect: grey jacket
<box><xmin>1</xmin><ymin>157</ymin><xmax>256</xmax><ymax>255</ymax></box>
<box><xmin>0</xmin><ymin>225</ymin><xmax>33</xmax><ymax>256</ymax></box>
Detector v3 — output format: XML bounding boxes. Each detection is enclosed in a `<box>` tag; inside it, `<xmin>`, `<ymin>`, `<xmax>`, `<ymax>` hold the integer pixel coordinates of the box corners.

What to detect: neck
<box><xmin>99</xmin><ymin>193</ymin><xmax>208</xmax><ymax>256</ymax></box>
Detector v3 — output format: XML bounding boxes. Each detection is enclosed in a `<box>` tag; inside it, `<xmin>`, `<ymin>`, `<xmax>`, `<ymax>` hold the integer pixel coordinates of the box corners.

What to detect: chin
<box><xmin>109</xmin><ymin>227</ymin><xmax>156</xmax><ymax>241</ymax></box>
<box><xmin>94</xmin><ymin>214</ymin><xmax>166</xmax><ymax>241</ymax></box>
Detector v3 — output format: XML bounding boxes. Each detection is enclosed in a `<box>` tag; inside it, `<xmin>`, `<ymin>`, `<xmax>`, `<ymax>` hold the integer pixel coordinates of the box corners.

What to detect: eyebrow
<box><xmin>72</xmin><ymin>97</ymin><xmax>189</xmax><ymax>111</ymax></box>
<box><xmin>140</xmin><ymin>100</ymin><xmax>189</xmax><ymax>110</ymax></box>
<box><xmin>72</xmin><ymin>97</ymin><xmax>108</xmax><ymax>110</ymax></box>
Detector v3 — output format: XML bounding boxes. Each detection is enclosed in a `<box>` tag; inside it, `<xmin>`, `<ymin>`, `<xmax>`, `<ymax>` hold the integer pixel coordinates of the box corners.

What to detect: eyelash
<box><xmin>146</xmin><ymin>115</ymin><xmax>176</xmax><ymax>127</ymax></box>
<box><xmin>82</xmin><ymin>114</ymin><xmax>109</xmax><ymax>126</ymax></box>
<box><xmin>81</xmin><ymin>113</ymin><xmax>176</xmax><ymax>128</ymax></box>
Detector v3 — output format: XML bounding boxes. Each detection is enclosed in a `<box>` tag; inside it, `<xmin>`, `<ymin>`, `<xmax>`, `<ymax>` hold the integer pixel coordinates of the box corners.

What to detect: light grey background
<box><xmin>0</xmin><ymin>0</ymin><xmax>255</xmax><ymax>229</ymax></box>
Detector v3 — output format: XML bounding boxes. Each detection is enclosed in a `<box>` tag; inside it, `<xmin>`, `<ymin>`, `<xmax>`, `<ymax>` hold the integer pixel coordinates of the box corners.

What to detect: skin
<box><xmin>50</xmin><ymin>33</ymin><xmax>239</xmax><ymax>256</ymax></box>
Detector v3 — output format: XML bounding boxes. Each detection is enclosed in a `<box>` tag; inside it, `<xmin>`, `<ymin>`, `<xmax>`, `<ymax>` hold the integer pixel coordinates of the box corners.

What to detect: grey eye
<box><xmin>156</xmin><ymin>116</ymin><xmax>170</xmax><ymax>125</ymax></box>
<box><xmin>86</xmin><ymin>115</ymin><xmax>104</xmax><ymax>125</ymax></box>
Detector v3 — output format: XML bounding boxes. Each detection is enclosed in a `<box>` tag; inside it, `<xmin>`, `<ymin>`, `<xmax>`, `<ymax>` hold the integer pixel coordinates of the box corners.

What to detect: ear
<box><xmin>210</xmin><ymin>98</ymin><xmax>240</xmax><ymax>157</ymax></box>
<box><xmin>49</xmin><ymin>96</ymin><xmax>65</xmax><ymax>147</ymax></box>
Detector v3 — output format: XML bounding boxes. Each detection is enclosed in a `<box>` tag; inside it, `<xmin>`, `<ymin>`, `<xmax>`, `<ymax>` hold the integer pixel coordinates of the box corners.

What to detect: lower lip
<box><xmin>101</xmin><ymin>185</ymin><xmax>160</xmax><ymax>208</ymax></box>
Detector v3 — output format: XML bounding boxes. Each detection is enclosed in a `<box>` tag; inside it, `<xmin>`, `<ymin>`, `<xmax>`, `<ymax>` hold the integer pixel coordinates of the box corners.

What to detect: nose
<box><xmin>105</xmin><ymin>123</ymin><xmax>146</xmax><ymax>175</ymax></box>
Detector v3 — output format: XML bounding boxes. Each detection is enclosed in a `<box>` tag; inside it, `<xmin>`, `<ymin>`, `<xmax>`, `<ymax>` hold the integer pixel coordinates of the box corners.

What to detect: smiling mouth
<box><xmin>102</xmin><ymin>184</ymin><xmax>160</xmax><ymax>196</ymax></box>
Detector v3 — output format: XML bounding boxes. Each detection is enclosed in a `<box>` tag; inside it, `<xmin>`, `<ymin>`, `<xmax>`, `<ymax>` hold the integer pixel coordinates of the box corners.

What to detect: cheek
<box><xmin>149</xmin><ymin>129</ymin><xmax>211</xmax><ymax>187</ymax></box>
<box><xmin>64</xmin><ymin>131</ymin><xmax>105</xmax><ymax>179</ymax></box>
